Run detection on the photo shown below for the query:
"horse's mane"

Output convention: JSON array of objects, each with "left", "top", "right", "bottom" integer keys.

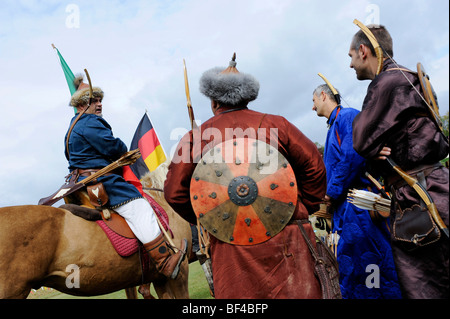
[{"left": 140, "top": 159, "right": 170, "bottom": 190}]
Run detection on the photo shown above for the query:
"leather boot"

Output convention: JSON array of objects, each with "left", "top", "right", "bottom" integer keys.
[{"left": 144, "top": 234, "right": 187, "bottom": 279}]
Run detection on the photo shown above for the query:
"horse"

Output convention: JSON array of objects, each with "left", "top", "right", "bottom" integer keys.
[{"left": 0, "top": 162, "right": 192, "bottom": 299}]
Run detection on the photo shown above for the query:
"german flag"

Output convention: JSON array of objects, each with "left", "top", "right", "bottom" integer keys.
[{"left": 123, "top": 113, "right": 166, "bottom": 190}]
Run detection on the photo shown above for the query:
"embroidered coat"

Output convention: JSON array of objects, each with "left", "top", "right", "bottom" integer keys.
[
  {"left": 164, "top": 107, "right": 326, "bottom": 298},
  {"left": 65, "top": 113, "right": 142, "bottom": 208},
  {"left": 325, "top": 106, "right": 401, "bottom": 299}
]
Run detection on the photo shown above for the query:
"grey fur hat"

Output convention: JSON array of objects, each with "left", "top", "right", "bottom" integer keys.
[{"left": 199, "top": 54, "right": 260, "bottom": 106}]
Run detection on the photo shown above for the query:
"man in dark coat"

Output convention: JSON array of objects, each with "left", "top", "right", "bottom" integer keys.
[
  {"left": 65, "top": 75, "right": 186, "bottom": 279},
  {"left": 349, "top": 24, "right": 449, "bottom": 299},
  {"left": 164, "top": 56, "right": 327, "bottom": 298}
]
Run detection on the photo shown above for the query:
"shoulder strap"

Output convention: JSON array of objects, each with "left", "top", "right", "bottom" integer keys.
[
  {"left": 67, "top": 69, "right": 95, "bottom": 160},
  {"left": 296, "top": 220, "right": 319, "bottom": 260},
  {"left": 256, "top": 113, "right": 267, "bottom": 141},
  {"left": 65, "top": 107, "right": 90, "bottom": 160},
  {"left": 258, "top": 113, "right": 267, "bottom": 129}
]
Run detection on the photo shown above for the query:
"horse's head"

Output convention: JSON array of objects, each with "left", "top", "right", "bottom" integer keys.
[{"left": 141, "top": 159, "right": 170, "bottom": 193}]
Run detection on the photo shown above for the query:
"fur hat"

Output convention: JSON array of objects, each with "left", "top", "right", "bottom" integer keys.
[
  {"left": 70, "top": 74, "right": 104, "bottom": 107},
  {"left": 199, "top": 53, "right": 259, "bottom": 106}
]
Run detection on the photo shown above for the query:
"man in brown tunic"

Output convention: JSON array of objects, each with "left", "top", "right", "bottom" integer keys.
[
  {"left": 164, "top": 56, "right": 326, "bottom": 298},
  {"left": 349, "top": 24, "right": 449, "bottom": 299}
]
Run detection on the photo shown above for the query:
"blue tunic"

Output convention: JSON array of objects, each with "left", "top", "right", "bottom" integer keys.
[
  {"left": 324, "top": 106, "right": 401, "bottom": 299},
  {"left": 65, "top": 113, "right": 142, "bottom": 208}
]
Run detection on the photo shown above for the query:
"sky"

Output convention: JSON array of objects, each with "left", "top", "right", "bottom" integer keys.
[{"left": 0, "top": 0, "right": 448, "bottom": 207}]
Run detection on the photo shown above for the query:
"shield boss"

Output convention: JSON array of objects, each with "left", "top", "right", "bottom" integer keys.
[{"left": 190, "top": 138, "right": 297, "bottom": 245}]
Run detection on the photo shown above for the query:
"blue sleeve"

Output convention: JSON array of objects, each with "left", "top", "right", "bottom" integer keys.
[
  {"left": 83, "top": 117, "right": 128, "bottom": 160},
  {"left": 327, "top": 112, "right": 366, "bottom": 199}
]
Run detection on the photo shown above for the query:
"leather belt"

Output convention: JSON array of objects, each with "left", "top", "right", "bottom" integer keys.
[
  {"left": 68, "top": 168, "right": 120, "bottom": 183},
  {"left": 386, "top": 162, "right": 443, "bottom": 189},
  {"left": 288, "top": 218, "right": 310, "bottom": 225}
]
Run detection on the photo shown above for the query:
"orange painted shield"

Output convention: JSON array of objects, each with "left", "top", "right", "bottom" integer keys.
[{"left": 190, "top": 138, "right": 297, "bottom": 245}]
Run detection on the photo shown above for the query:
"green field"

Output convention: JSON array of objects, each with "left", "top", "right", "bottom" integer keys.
[{"left": 28, "top": 261, "right": 213, "bottom": 299}]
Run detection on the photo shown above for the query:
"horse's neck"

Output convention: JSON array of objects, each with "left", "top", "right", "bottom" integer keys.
[
  {"left": 147, "top": 190, "right": 174, "bottom": 217},
  {"left": 148, "top": 191, "right": 164, "bottom": 202}
]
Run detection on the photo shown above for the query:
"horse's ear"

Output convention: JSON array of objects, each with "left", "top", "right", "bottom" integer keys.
[{"left": 140, "top": 172, "right": 152, "bottom": 188}]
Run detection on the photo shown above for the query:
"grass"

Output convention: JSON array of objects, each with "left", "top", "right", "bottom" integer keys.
[{"left": 27, "top": 261, "right": 213, "bottom": 299}]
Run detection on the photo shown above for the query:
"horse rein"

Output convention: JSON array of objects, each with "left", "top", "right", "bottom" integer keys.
[{"left": 143, "top": 187, "right": 164, "bottom": 192}]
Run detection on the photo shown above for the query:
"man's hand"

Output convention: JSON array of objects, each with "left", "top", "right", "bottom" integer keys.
[
  {"left": 323, "top": 194, "right": 333, "bottom": 207},
  {"left": 375, "top": 146, "right": 391, "bottom": 160}
]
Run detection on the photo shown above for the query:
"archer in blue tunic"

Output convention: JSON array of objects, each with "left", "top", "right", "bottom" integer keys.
[
  {"left": 63, "top": 75, "right": 187, "bottom": 279},
  {"left": 312, "top": 83, "right": 401, "bottom": 299},
  {"left": 65, "top": 112, "right": 143, "bottom": 208}
]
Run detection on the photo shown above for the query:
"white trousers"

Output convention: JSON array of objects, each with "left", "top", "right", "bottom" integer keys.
[{"left": 114, "top": 198, "right": 161, "bottom": 244}]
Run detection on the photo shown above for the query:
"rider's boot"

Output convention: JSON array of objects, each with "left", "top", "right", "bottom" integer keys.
[{"left": 143, "top": 234, "right": 187, "bottom": 279}]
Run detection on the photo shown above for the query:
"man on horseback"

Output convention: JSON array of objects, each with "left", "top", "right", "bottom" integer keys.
[{"left": 65, "top": 75, "right": 187, "bottom": 279}]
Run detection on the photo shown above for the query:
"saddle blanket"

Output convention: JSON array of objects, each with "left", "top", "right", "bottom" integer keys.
[
  {"left": 94, "top": 193, "right": 171, "bottom": 257},
  {"left": 96, "top": 220, "right": 139, "bottom": 257}
]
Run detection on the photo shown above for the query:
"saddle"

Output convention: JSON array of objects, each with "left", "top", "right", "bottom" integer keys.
[
  {"left": 61, "top": 190, "right": 140, "bottom": 257},
  {"left": 62, "top": 203, "right": 140, "bottom": 257},
  {"left": 64, "top": 189, "right": 136, "bottom": 239},
  {"left": 62, "top": 188, "right": 172, "bottom": 258}
]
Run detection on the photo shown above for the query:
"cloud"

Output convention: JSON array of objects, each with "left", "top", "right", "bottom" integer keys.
[{"left": 0, "top": 0, "right": 448, "bottom": 207}]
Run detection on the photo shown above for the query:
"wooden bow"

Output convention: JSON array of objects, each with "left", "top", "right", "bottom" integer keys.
[
  {"left": 353, "top": 19, "right": 384, "bottom": 75},
  {"left": 318, "top": 73, "right": 341, "bottom": 105},
  {"left": 353, "top": 19, "right": 444, "bottom": 133},
  {"left": 183, "top": 59, "right": 211, "bottom": 258},
  {"left": 78, "top": 149, "right": 141, "bottom": 185},
  {"left": 84, "top": 68, "right": 94, "bottom": 107},
  {"left": 417, "top": 62, "right": 444, "bottom": 132},
  {"left": 386, "top": 157, "right": 449, "bottom": 238},
  {"left": 183, "top": 59, "right": 197, "bottom": 130},
  {"left": 65, "top": 68, "right": 94, "bottom": 160}
]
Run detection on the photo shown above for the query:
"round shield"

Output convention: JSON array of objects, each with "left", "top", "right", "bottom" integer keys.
[{"left": 190, "top": 138, "right": 297, "bottom": 245}]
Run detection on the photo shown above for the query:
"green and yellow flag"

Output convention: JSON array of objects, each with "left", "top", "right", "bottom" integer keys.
[{"left": 52, "top": 44, "right": 77, "bottom": 112}]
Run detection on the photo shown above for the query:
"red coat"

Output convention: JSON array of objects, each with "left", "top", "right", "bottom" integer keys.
[{"left": 164, "top": 107, "right": 326, "bottom": 298}]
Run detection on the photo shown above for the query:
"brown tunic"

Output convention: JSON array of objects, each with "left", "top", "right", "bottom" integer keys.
[
  {"left": 164, "top": 107, "right": 326, "bottom": 298},
  {"left": 353, "top": 60, "right": 449, "bottom": 299}
]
